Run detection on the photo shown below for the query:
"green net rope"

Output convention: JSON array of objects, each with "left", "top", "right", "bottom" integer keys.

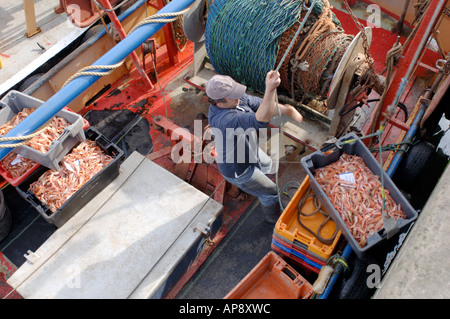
[{"left": 205, "top": 0, "right": 342, "bottom": 93}]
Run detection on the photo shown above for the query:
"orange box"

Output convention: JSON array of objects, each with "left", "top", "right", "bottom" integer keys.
[
  {"left": 224, "top": 251, "right": 313, "bottom": 299},
  {"left": 275, "top": 176, "right": 341, "bottom": 260}
]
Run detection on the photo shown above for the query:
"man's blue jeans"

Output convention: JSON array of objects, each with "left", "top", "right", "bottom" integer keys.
[{"left": 222, "top": 149, "right": 278, "bottom": 207}]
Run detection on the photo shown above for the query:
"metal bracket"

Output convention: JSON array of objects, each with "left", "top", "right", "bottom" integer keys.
[
  {"left": 194, "top": 222, "right": 210, "bottom": 236},
  {"left": 194, "top": 222, "right": 214, "bottom": 246},
  {"left": 24, "top": 250, "right": 40, "bottom": 264}
]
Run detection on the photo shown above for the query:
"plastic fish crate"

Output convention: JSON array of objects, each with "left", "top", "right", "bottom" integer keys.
[
  {"left": 271, "top": 244, "right": 319, "bottom": 275},
  {"left": 0, "top": 108, "right": 89, "bottom": 187},
  {"left": 273, "top": 231, "right": 329, "bottom": 264},
  {"left": 274, "top": 175, "right": 341, "bottom": 261},
  {"left": 224, "top": 251, "right": 313, "bottom": 299},
  {"left": 273, "top": 233, "right": 328, "bottom": 267},
  {"left": 271, "top": 236, "right": 323, "bottom": 274},
  {"left": 16, "top": 127, "right": 125, "bottom": 228},
  {"left": 300, "top": 132, "right": 418, "bottom": 258},
  {"left": 0, "top": 90, "right": 88, "bottom": 172},
  {"left": 0, "top": 158, "right": 40, "bottom": 187}
]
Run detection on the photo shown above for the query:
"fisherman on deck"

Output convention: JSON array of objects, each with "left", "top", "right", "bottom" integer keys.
[{"left": 206, "top": 70, "right": 303, "bottom": 224}]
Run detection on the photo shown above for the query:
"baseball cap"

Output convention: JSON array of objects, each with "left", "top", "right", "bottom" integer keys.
[{"left": 206, "top": 75, "right": 247, "bottom": 100}]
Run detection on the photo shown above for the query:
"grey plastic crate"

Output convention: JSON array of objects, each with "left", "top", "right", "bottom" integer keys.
[
  {"left": 300, "top": 132, "right": 418, "bottom": 257},
  {"left": 0, "top": 90, "right": 86, "bottom": 171}
]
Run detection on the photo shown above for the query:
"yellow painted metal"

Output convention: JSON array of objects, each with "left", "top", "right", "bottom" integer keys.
[{"left": 23, "top": 0, "right": 41, "bottom": 38}]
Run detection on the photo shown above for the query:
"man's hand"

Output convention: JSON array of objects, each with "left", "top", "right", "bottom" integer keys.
[{"left": 265, "top": 70, "right": 281, "bottom": 92}]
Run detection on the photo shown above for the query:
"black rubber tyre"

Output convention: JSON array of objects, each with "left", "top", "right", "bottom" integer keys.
[
  {"left": 0, "top": 190, "right": 12, "bottom": 243},
  {"left": 393, "top": 141, "right": 435, "bottom": 192},
  {"left": 333, "top": 254, "right": 374, "bottom": 299}
]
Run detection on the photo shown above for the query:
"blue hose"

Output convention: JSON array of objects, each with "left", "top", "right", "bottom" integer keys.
[{"left": 0, "top": 0, "right": 196, "bottom": 160}]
